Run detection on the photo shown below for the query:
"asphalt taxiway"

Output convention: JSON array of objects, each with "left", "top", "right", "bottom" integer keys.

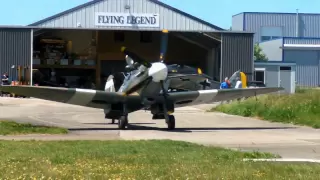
[{"left": 0, "top": 97, "right": 319, "bottom": 159}]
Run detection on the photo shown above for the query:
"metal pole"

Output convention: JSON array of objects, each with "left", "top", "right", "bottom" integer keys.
[
  {"left": 296, "top": 9, "right": 299, "bottom": 37},
  {"left": 30, "top": 28, "right": 34, "bottom": 86}
]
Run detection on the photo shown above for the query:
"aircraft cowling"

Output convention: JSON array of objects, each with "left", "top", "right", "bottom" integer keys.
[{"left": 148, "top": 62, "right": 168, "bottom": 82}]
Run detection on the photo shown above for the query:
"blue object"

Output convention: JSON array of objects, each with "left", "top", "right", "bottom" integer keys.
[{"left": 220, "top": 82, "right": 229, "bottom": 89}]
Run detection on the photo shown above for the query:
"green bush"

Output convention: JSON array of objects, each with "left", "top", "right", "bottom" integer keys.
[{"left": 212, "top": 89, "right": 320, "bottom": 128}]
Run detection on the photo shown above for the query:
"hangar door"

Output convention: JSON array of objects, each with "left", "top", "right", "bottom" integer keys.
[
  {"left": 283, "top": 50, "right": 319, "bottom": 87},
  {"left": 221, "top": 33, "right": 254, "bottom": 82},
  {"left": 0, "top": 28, "right": 32, "bottom": 84}
]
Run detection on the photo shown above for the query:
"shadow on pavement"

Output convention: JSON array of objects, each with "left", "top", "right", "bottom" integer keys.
[
  {"left": 83, "top": 123, "right": 156, "bottom": 125},
  {"left": 68, "top": 125, "right": 297, "bottom": 133}
]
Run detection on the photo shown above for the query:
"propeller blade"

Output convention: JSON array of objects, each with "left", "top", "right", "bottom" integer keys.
[
  {"left": 160, "top": 29, "right": 169, "bottom": 62},
  {"left": 121, "top": 46, "right": 152, "bottom": 68}
]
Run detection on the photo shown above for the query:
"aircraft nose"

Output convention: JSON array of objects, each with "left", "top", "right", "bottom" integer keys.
[{"left": 148, "top": 62, "right": 168, "bottom": 82}]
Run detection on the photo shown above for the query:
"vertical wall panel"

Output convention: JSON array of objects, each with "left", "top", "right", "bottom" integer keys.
[
  {"left": 221, "top": 33, "right": 254, "bottom": 81},
  {"left": 283, "top": 50, "right": 319, "bottom": 87},
  {"left": 243, "top": 13, "right": 320, "bottom": 43},
  {"left": 0, "top": 28, "right": 32, "bottom": 82},
  {"left": 259, "top": 38, "right": 283, "bottom": 61},
  {"left": 231, "top": 13, "right": 244, "bottom": 31}
]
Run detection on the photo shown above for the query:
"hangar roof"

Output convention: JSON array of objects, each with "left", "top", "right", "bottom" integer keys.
[{"left": 28, "top": 0, "right": 224, "bottom": 31}]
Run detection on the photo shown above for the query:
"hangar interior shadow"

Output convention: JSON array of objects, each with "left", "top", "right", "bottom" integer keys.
[{"left": 32, "top": 28, "right": 222, "bottom": 89}]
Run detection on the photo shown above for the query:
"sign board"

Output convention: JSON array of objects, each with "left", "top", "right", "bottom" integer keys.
[{"left": 95, "top": 12, "right": 160, "bottom": 28}]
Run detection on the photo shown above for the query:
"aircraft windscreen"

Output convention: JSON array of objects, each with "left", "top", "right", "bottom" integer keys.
[
  {"left": 228, "top": 70, "right": 241, "bottom": 88},
  {"left": 167, "top": 64, "right": 197, "bottom": 74}
]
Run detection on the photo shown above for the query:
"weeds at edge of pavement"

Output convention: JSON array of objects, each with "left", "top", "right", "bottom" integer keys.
[
  {"left": 0, "top": 120, "right": 68, "bottom": 135},
  {"left": 210, "top": 88, "right": 320, "bottom": 128},
  {"left": 0, "top": 140, "right": 319, "bottom": 180}
]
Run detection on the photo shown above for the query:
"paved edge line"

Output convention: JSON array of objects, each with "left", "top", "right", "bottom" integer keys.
[{"left": 243, "top": 158, "right": 320, "bottom": 163}]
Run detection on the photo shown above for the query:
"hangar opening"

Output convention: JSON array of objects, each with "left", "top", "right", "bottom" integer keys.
[{"left": 32, "top": 28, "right": 222, "bottom": 90}]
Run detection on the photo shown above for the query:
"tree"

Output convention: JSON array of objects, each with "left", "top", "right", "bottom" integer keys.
[{"left": 254, "top": 44, "right": 268, "bottom": 61}]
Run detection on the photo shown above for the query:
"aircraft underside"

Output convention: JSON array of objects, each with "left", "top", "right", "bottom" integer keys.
[
  {"left": 104, "top": 98, "right": 177, "bottom": 129},
  {"left": 104, "top": 75, "right": 178, "bottom": 130}
]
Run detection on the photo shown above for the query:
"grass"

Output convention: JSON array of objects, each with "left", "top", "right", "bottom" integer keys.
[
  {"left": 211, "top": 88, "right": 320, "bottom": 128},
  {"left": 0, "top": 120, "right": 68, "bottom": 135},
  {"left": 0, "top": 140, "right": 319, "bottom": 179}
]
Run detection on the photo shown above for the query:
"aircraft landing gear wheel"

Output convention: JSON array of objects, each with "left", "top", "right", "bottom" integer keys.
[
  {"left": 118, "top": 116, "right": 128, "bottom": 130},
  {"left": 166, "top": 115, "right": 175, "bottom": 130}
]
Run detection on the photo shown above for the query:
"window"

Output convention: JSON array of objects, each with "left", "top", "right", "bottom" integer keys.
[
  {"left": 261, "top": 36, "right": 271, "bottom": 41},
  {"left": 280, "top": 66, "right": 291, "bottom": 71},
  {"left": 254, "top": 68, "right": 265, "bottom": 83},
  {"left": 260, "top": 26, "right": 283, "bottom": 42},
  {"left": 140, "top": 31, "right": 152, "bottom": 43},
  {"left": 261, "top": 36, "right": 281, "bottom": 41},
  {"left": 255, "top": 71, "right": 265, "bottom": 83},
  {"left": 114, "top": 32, "right": 125, "bottom": 42}
]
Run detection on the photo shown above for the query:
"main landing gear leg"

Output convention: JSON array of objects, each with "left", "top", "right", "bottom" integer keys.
[
  {"left": 165, "top": 113, "right": 175, "bottom": 130},
  {"left": 118, "top": 104, "right": 128, "bottom": 130},
  {"left": 160, "top": 80, "right": 175, "bottom": 130}
]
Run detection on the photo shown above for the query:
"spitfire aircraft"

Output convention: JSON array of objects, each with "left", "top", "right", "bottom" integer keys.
[{"left": 0, "top": 30, "right": 283, "bottom": 130}]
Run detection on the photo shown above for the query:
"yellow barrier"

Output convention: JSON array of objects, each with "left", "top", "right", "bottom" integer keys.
[{"left": 240, "top": 72, "right": 247, "bottom": 88}]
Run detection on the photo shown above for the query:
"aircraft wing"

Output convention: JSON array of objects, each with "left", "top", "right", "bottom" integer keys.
[
  {"left": 165, "top": 87, "right": 284, "bottom": 107},
  {"left": 0, "top": 85, "right": 283, "bottom": 110},
  {"left": 0, "top": 85, "right": 137, "bottom": 109}
]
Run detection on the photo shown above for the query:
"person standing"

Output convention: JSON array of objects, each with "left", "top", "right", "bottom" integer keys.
[
  {"left": 235, "top": 77, "right": 242, "bottom": 89},
  {"left": 1, "top": 72, "right": 9, "bottom": 85},
  {"left": 220, "top": 77, "right": 229, "bottom": 89},
  {"left": 1, "top": 72, "right": 10, "bottom": 97}
]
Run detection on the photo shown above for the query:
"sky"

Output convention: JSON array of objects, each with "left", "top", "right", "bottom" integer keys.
[{"left": 0, "top": 0, "right": 319, "bottom": 29}]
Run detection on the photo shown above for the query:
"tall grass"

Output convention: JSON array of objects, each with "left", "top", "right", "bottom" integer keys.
[{"left": 212, "top": 88, "right": 320, "bottom": 128}]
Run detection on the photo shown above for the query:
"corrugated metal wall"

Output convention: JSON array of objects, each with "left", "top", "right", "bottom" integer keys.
[
  {"left": 283, "top": 37, "right": 320, "bottom": 44},
  {"left": 0, "top": 28, "right": 32, "bottom": 82},
  {"left": 220, "top": 33, "right": 254, "bottom": 81},
  {"left": 34, "top": 0, "right": 216, "bottom": 31},
  {"left": 283, "top": 50, "right": 319, "bottom": 87},
  {"left": 241, "top": 13, "right": 320, "bottom": 43},
  {"left": 244, "top": 13, "right": 297, "bottom": 43}
]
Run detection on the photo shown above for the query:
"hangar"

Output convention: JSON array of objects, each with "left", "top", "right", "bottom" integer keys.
[{"left": 0, "top": 0, "right": 255, "bottom": 90}]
